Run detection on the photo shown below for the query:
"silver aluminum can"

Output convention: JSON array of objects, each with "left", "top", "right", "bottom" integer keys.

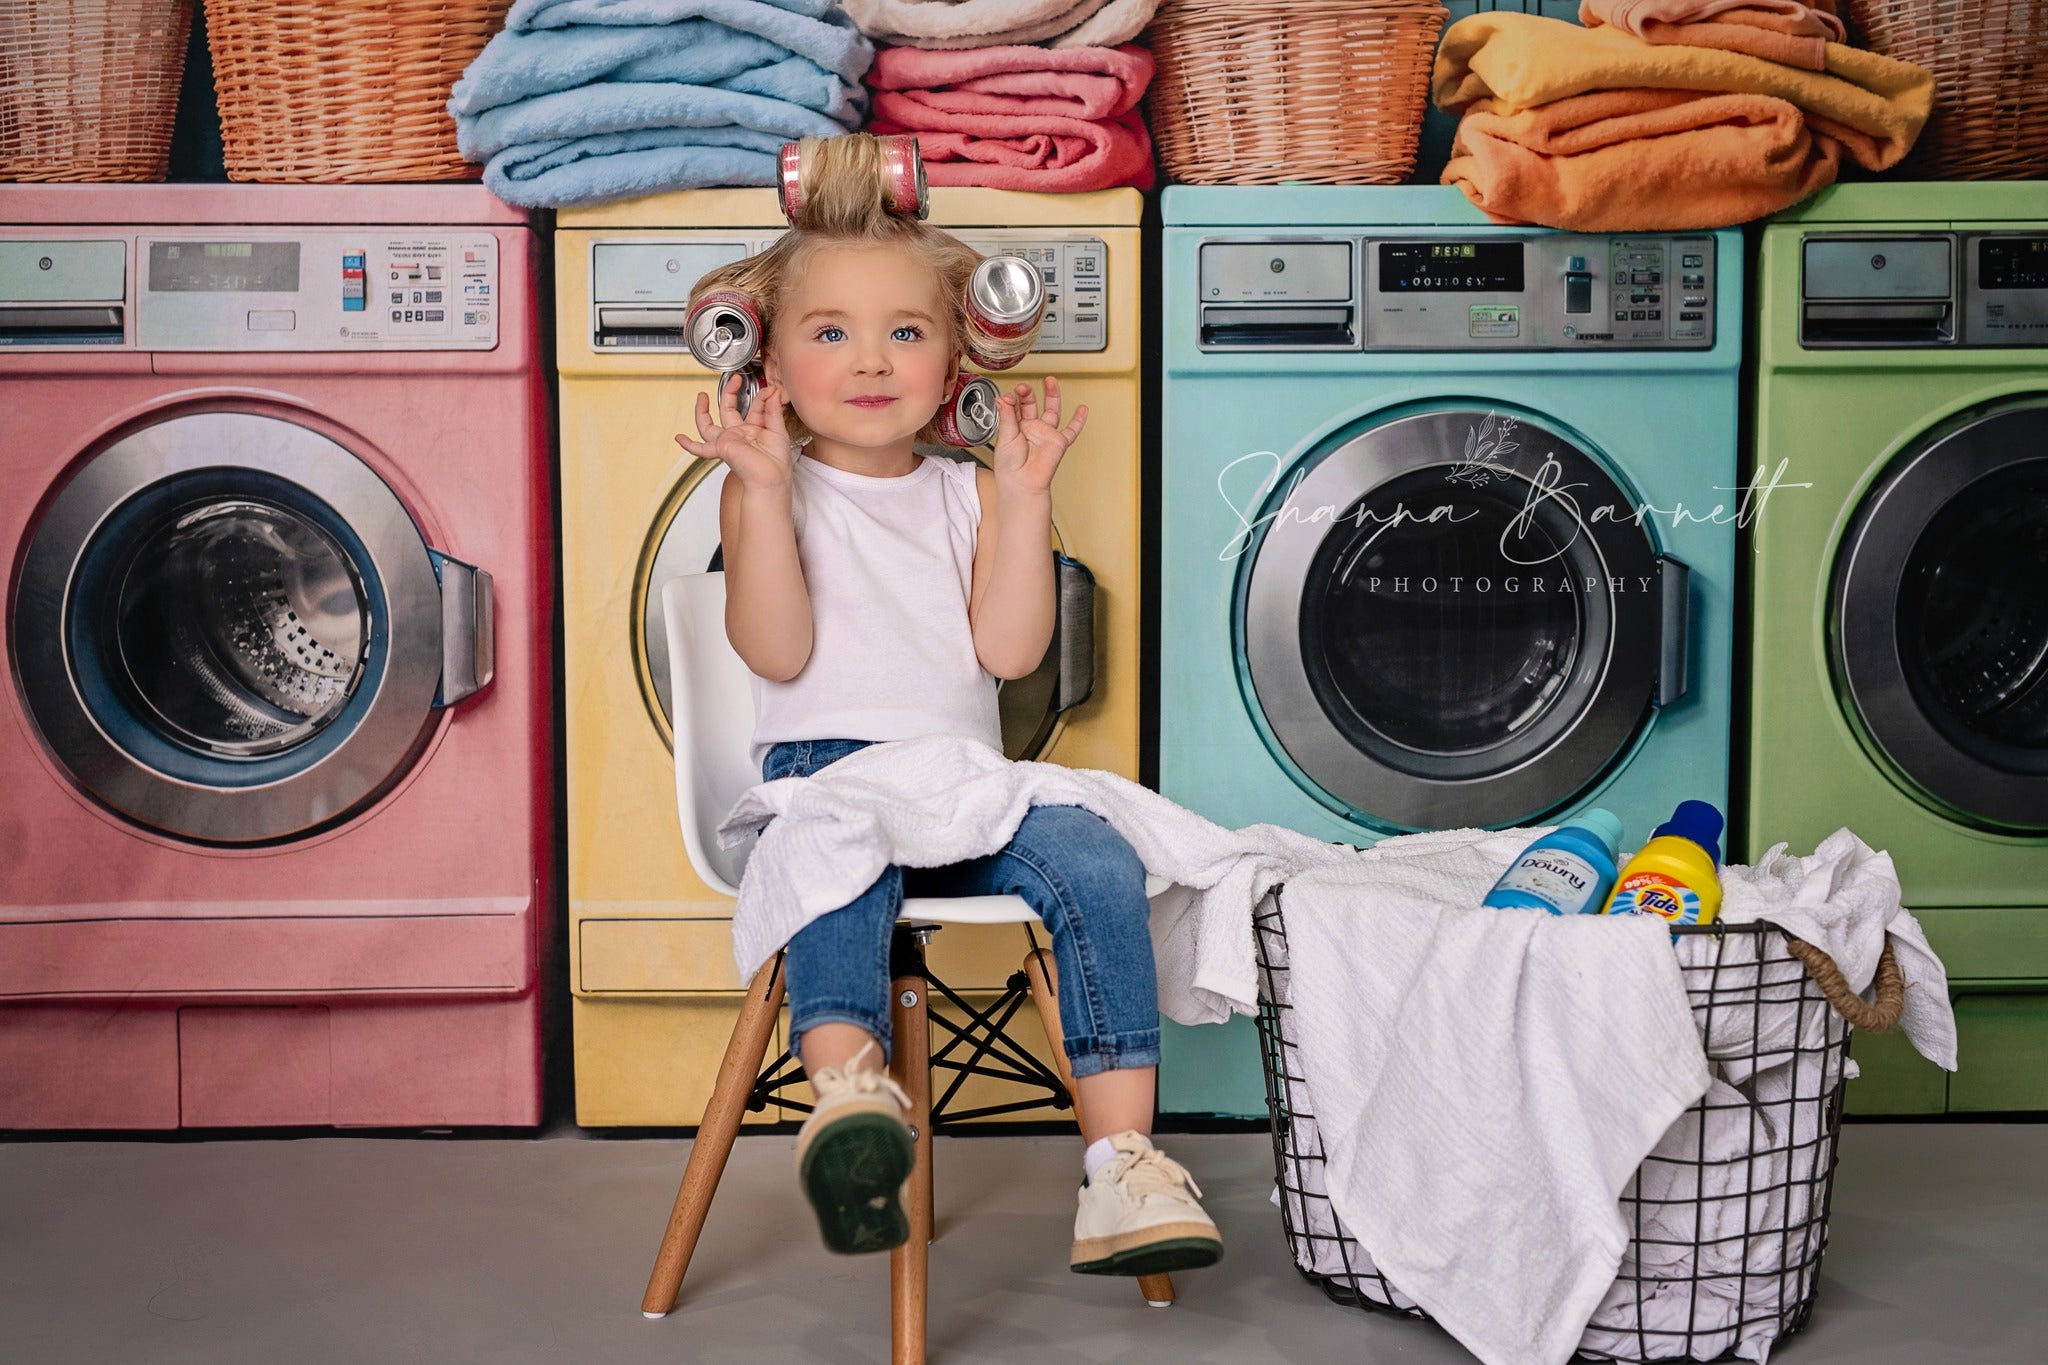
[
  {"left": 967, "top": 254, "right": 1045, "bottom": 338},
  {"left": 686, "top": 289, "right": 761, "bottom": 371},
  {"left": 934, "top": 374, "right": 1000, "bottom": 448}
]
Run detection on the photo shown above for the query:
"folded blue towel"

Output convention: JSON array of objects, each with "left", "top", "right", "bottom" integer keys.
[
  {"left": 463, "top": 78, "right": 853, "bottom": 165},
  {"left": 485, "top": 127, "right": 789, "bottom": 206},
  {"left": 502, "top": 0, "right": 870, "bottom": 77},
  {"left": 450, "top": 0, "right": 872, "bottom": 208}
]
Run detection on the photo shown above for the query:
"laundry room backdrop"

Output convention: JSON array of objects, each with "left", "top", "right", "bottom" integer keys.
[{"left": 2, "top": 0, "right": 2042, "bottom": 1147}]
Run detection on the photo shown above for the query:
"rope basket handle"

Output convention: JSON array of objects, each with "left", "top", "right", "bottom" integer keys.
[{"left": 1784, "top": 937, "right": 1906, "bottom": 1033}]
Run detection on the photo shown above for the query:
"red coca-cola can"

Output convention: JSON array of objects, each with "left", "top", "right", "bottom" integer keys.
[
  {"left": 778, "top": 136, "right": 929, "bottom": 225},
  {"left": 967, "top": 255, "right": 1044, "bottom": 340},
  {"left": 878, "top": 134, "right": 929, "bottom": 220},
  {"left": 686, "top": 289, "right": 762, "bottom": 371},
  {"left": 777, "top": 141, "right": 806, "bottom": 225},
  {"left": 934, "top": 373, "right": 1000, "bottom": 448}
]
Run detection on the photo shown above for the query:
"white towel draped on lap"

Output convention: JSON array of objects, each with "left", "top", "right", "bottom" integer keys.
[{"left": 716, "top": 734, "right": 1348, "bottom": 1018}]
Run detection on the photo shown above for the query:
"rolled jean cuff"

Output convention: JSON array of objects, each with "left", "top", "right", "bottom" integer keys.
[
  {"left": 1065, "top": 1030, "right": 1162, "bottom": 1080},
  {"left": 788, "top": 1006, "right": 892, "bottom": 1062}
]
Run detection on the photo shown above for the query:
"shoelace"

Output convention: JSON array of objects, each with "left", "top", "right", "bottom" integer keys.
[
  {"left": 810, "top": 1039, "right": 912, "bottom": 1110},
  {"left": 1111, "top": 1145, "right": 1204, "bottom": 1201}
]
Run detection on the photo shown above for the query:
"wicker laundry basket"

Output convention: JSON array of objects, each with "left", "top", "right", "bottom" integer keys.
[
  {"left": 1845, "top": 0, "right": 2048, "bottom": 179},
  {"left": 1141, "top": 0, "right": 1448, "bottom": 185},
  {"left": 204, "top": 0, "right": 511, "bottom": 182},
  {"left": 0, "top": 0, "right": 193, "bottom": 182},
  {"left": 1254, "top": 891, "right": 1906, "bottom": 1364}
]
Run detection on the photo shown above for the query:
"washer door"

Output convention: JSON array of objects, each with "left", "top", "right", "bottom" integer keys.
[
  {"left": 13, "top": 411, "right": 490, "bottom": 845},
  {"left": 637, "top": 452, "right": 1092, "bottom": 760},
  {"left": 1240, "top": 406, "right": 1687, "bottom": 831},
  {"left": 1832, "top": 399, "right": 2048, "bottom": 833}
]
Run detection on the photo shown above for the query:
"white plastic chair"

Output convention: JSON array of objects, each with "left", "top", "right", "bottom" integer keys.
[{"left": 642, "top": 574, "right": 1176, "bottom": 1359}]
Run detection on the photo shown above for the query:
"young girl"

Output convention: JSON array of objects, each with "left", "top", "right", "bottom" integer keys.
[{"left": 672, "top": 133, "right": 1221, "bottom": 1278}]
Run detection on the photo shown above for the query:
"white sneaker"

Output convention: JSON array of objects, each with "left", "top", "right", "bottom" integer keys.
[
  {"left": 1070, "top": 1132, "right": 1224, "bottom": 1276},
  {"left": 795, "top": 1061, "right": 916, "bottom": 1256}
]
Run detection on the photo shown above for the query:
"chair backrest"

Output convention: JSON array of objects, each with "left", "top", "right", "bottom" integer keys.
[{"left": 662, "top": 573, "right": 758, "bottom": 897}]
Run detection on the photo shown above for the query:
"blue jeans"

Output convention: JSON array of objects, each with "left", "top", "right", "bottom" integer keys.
[{"left": 763, "top": 739, "right": 1161, "bottom": 1079}]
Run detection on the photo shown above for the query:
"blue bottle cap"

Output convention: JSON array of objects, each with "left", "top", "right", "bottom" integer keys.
[
  {"left": 1569, "top": 807, "right": 1624, "bottom": 860},
  {"left": 1653, "top": 800, "right": 1724, "bottom": 866}
]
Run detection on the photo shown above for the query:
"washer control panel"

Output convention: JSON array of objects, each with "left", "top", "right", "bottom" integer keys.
[
  {"left": 1968, "top": 234, "right": 2048, "bottom": 344},
  {"left": 1196, "top": 232, "right": 1718, "bottom": 350},
  {"left": 590, "top": 233, "right": 1109, "bottom": 353},
  {"left": 136, "top": 231, "right": 499, "bottom": 349}
]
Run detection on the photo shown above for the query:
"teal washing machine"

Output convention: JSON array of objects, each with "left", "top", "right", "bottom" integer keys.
[{"left": 1158, "top": 187, "right": 1743, "bottom": 1116}]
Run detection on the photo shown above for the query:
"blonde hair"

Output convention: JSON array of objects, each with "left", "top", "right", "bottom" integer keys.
[{"left": 688, "top": 133, "right": 1043, "bottom": 445}]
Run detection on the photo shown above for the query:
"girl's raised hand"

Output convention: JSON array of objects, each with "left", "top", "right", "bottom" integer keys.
[
  {"left": 674, "top": 372, "right": 796, "bottom": 491},
  {"left": 991, "top": 375, "right": 1087, "bottom": 496}
]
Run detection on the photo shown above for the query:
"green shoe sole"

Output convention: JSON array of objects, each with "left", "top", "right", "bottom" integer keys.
[
  {"left": 1070, "top": 1236, "right": 1224, "bottom": 1278},
  {"left": 798, "top": 1112, "right": 915, "bottom": 1256}
]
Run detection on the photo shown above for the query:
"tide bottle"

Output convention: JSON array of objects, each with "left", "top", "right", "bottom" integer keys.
[
  {"left": 1481, "top": 809, "right": 1624, "bottom": 916},
  {"left": 1602, "top": 800, "right": 1724, "bottom": 927}
]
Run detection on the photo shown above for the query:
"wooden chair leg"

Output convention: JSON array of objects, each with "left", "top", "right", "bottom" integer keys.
[
  {"left": 641, "top": 953, "right": 785, "bottom": 1318},
  {"left": 889, "top": 965, "right": 932, "bottom": 1365},
  {"left": 1022, "top": 944, "right": 1178, "bottom": 1309}
]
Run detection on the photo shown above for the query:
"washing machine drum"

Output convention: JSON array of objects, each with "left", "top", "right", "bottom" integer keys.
[
  {"left": 1833, "top": 400, "right": 2048, "bottom": 833},
  {"left": 13, "top": 411, "right": 491, "bottom": 845},
  {"left": 639, "top": 454, "right": 1089, "bottom": 761},
  {"left": 1240, "top": 407, "right": 1687, "bottom": 831}
]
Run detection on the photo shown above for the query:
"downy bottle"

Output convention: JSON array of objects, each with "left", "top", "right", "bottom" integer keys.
[{"left": 1481, "top": 809, "right": 1624, "bottom": 916}]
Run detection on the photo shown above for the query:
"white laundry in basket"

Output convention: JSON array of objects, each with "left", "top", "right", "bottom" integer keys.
[{"left": 1264, "top": 826, "right": 1957, "bottom": 1365}]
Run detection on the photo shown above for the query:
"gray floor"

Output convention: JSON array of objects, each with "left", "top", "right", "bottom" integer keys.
[{"left": 2, "top": 1123, "right": 2041, "bottom": 1364}]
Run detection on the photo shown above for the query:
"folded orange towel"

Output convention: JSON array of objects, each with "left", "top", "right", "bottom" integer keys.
[
  {"left": 1582, "top": 0, "right": 1843, "bottom": 42},
  {"left": 1581, "top": 0, "right": 1844, "bottom": 70},
  {"left": 1434, "top": 12, "right": 1931, "bottom": 169},
  {"left": 1445, "top": 87, "right": 1844, "bottom": 229}
]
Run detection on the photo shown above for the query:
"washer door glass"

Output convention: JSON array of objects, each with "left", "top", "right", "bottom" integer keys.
[
  {"left": 14, "top": 411, "right": 448, "bottom": 844},
  {"left": 107, "top": 496, "right": 368, "bottom": 757},
  {"left": 1241, "top": 407, "right": 1670, "bottom": 831},
  {"left": 1834, "top": 400, "right": 2048, "bottom": 832},
  {"left": 1302, "top": 464, "right": 1586, "bottom": 758},
  {"left": 638, "top": 452, "right": 1077, "bottom": 761}
]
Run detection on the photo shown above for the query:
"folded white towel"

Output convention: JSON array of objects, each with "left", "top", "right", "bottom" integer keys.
[
  {"left": 716, "top": 734, "right": 1348, "bottom": 1018},
  {"left": 1278, "top": 832, "right": 1713, "bottom": 1365},
  {"left": 838, "top": 0, "right": 1159, "bottom": 49}
]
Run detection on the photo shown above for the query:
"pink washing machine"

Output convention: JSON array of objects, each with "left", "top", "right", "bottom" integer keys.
[{"left": 0, "top": 186, "right": 552, "bottom": 1129}]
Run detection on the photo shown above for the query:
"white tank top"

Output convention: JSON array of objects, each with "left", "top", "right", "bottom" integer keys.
[{"left": 749, "top": 452, "right": 1002, "bottom": 766}]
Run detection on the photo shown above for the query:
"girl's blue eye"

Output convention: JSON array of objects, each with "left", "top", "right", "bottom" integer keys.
[
  {"left": 816, "top": 326, "right": 845, "bottom": 343},
  {"left": 892, "top": 325, "right": 923, "bottom": 342}
]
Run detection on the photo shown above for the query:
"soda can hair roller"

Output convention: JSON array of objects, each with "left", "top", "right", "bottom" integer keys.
[
  {"left": 934, "top": 373, "right": 1001, "bottom": 448},
  {"left": 778, "top": 135, "right": 929, "bottom": 226},
  {"left": 685, "top": 289, "right": 762, "bottom": 372},
  {"left": 964, "top": 254, "right": 1044, "bottom": 371}
]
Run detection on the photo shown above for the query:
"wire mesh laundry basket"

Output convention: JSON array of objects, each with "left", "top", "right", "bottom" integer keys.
[
  {"left": 203, "top": 0, "right": 510, "bottom": 181},
  {"left": 1253, "top": 889, "right": 1905, "bottom": 1364},
  {"left": 0, "top": 0, "right": 193, "bottom": 182},
  {"left": 1140, "top": 0, "right": 1449, "bottom": 185}
]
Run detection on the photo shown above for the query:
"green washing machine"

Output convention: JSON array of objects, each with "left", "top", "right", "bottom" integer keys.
[{"left": 1751, "top": 184, "right": 2048, "bottom": 1115}]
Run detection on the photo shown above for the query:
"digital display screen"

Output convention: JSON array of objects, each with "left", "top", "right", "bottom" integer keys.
[
  {"left": 149, "top": 241, "right": 301, "bottom": 293},
  {"left": 1379, "top": 241, "right": 1524, "bottom": 292},
  {"left": 1980, "top": 236, "right": 2048, "bottom": 290}
]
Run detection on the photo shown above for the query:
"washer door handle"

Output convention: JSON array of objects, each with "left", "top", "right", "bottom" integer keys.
[
  {"left": 431, "top": 551, "right": 495, "bottom": 707},
  {"left": 1654, "top": 554, "right": 1691, "bottom": 709},
  {"left": 1053, "top": 552, "right": 1096, "bottom": 714}
]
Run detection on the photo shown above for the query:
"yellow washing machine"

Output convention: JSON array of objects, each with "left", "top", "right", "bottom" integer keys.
[{"left": 557, "top": 188, "right": 1143, "bottom": 1126}]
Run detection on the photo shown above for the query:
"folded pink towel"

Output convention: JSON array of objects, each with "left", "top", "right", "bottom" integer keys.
[{"left": 867, "top": 44, "right": 1156, "bottom": 191}]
